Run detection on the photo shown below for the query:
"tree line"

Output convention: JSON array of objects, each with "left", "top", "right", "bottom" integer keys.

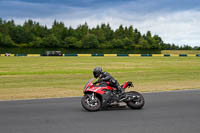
[{"left": 0, "top": 18, "right": 198, "bottom": 50}]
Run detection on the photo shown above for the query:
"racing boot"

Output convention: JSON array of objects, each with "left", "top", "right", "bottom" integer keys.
[{"left": 117, "top": 85, "right": 125, "bottom": 97}]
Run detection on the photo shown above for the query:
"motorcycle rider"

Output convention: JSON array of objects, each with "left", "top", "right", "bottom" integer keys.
[{"left": 93, "top": 67, "right": 125, "bottom": 95}]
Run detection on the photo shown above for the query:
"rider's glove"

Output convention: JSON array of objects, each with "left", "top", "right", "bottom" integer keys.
[{"left": 97, "top": 79, "right": 102, "bottom": 83}]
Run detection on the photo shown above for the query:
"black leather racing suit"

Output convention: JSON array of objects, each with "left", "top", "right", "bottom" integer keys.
[{"left": 97, "top": 72, "right": 123, "bottom": 93}]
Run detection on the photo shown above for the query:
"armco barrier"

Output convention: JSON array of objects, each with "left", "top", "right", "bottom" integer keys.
[
  {"left": 152, "top": 54, "right": 163, "bottom": 57},
  {"left": 141, "top": 54, "right": 152, "bottom": 57},
  {"left": 27, "top": 54, "right": 41, "bottom": 57},
  {"left": 164, "top": 54, "right": 170, "bottom": 57},
  {"left": 129, "top": 54, "right": 141, "bottom": 57},
  {"left": 64, "top": 54, "right": 77, "bottom": 56},
  {"left": 77, "top": 54, "right": 91, "bottom": 57},
  {"left": 196, "top": 54, "right": 200, "bottom": 57},
  {"left": 92, "top": 54, "right": 104, "bottom": 56},
  {"left": 188, "top": 54, "right": 196, "bottom": 57},
  {"left": 170, "top": 54, "right": 179, "bottom": 57},
  {"left": 1, "top": 53, "right": 200, "bottom": 57},
  {"left": 117, "top": 54, "right": 129, "bottom": 56},
  {"left": 179, "top": 54, "right": 187, "bottom": 57},
  {"left": 14, "top": 54, "right": 27, "bottom": 56},
  {"left": 104, "top": 54, "right": 117, "bottom": 57}
]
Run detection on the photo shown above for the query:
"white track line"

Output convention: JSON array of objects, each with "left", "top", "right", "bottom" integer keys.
[
  {"left": 0, "top": 88, "right": 199, "bottom": 102},
  {"left": 142, "top": 88, "right": 200, "bottom": 94}
]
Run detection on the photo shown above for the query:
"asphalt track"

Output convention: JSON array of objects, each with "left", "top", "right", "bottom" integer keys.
[{"left": 0, "top": 90, "right": 200, "bottom": 133}]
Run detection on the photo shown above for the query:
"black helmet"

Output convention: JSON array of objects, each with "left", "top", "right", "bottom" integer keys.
[{"left": 93, "top": 67, "right": 102, "bottom": 78}]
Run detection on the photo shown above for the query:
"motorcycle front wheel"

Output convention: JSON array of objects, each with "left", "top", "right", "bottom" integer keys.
[{"left": 81, "top": 94, "right": 101, "bottom": 112}]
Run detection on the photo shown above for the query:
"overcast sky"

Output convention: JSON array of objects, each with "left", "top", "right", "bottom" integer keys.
[{"left": 0, "top": 0, "right": 200, "bottom": 46}]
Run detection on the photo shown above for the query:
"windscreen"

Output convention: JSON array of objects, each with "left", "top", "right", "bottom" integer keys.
[{"left": 84, "top": 78, "right": 94, "bottom": 89}]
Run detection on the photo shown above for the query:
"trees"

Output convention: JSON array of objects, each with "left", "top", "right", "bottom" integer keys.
[
  {"left": 115, "top": 25, "right": 125, "bottom": 39},
  {"left": 64, "top": 36, "right": 78, "bottom": 48},
  {"left": 42, "top": 34, "right": 60, "bottom": 48},
  {"left": 82, "top": 34, "right": 99, "bottom": 48},
  {"left": 0, "top": 18, "right": 188, "bottom": 50},
  {"left": 111, "top": 39, "right": 123, "bottom": 48},
  {"left": 0, "top": 33, "right": 15, "bottom": 47},
  {"left": 194, "top": 46, "right": 200, "bottom": 50},
  {"left": 76, "top": 23, "right": 89, "bottom": 40},
  {"left": 123, "top": 37, "right": 134, "bottom": 49},
  {"left": 138, "top": 37, "right": 150, "bottom": 49},
  {"left": 51, "top": 20, "right": 66, "bottom": 40}
]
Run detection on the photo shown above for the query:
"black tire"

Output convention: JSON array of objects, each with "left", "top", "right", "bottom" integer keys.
[
  {"left": 81, "top": 94, "right": 102, "bottom": 112},
  {"left": 126, "top": 91, "right": 145, "bottom": 109}
]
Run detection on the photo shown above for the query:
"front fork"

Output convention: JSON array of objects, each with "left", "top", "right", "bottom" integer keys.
[{"left": 91, "top": 93, "right": 95, "bottom": 100}]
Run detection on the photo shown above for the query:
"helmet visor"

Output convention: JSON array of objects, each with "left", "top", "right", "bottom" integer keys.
[{"left": 93, "top": 72, "right": 99, "bottom": 78}]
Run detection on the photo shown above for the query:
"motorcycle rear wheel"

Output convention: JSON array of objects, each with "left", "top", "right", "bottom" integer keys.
[
  {"left": 126, "top": 91, "right": 145, "bottom": 109},
  {"left": 81, "top": 94, "right": 101, "bottom": 112}
]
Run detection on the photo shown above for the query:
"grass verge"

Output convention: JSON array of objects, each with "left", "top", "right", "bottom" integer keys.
[
  {"left": 161, "top": 50, "right": 200, "bottom": 54},
  {"left": 0, "top": 56, "right": 200, "bottom": 100}
]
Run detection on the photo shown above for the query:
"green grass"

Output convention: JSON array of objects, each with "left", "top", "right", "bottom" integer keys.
[
  {"left": 161, "top": 50, "right": 200, "bottom": 54},
  {"left": 0, "top": 56, "right": 200, "bottom": 100}
]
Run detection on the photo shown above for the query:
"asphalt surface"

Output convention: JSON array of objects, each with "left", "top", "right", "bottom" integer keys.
[{"left": 0, "top": 90, "right": 200, "bottom": 133}]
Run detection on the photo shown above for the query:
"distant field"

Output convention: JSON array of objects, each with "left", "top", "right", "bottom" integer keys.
[
  {"left": 0, "top": 56, "right": 200, "bottom": 100},
  {"left": 161, "top": 50, "right": 200, "bottom": 54}
]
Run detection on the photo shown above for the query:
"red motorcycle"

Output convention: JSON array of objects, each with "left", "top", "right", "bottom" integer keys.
[{"left": 81, "top": 78, "right": 145, "bottom": 111}]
